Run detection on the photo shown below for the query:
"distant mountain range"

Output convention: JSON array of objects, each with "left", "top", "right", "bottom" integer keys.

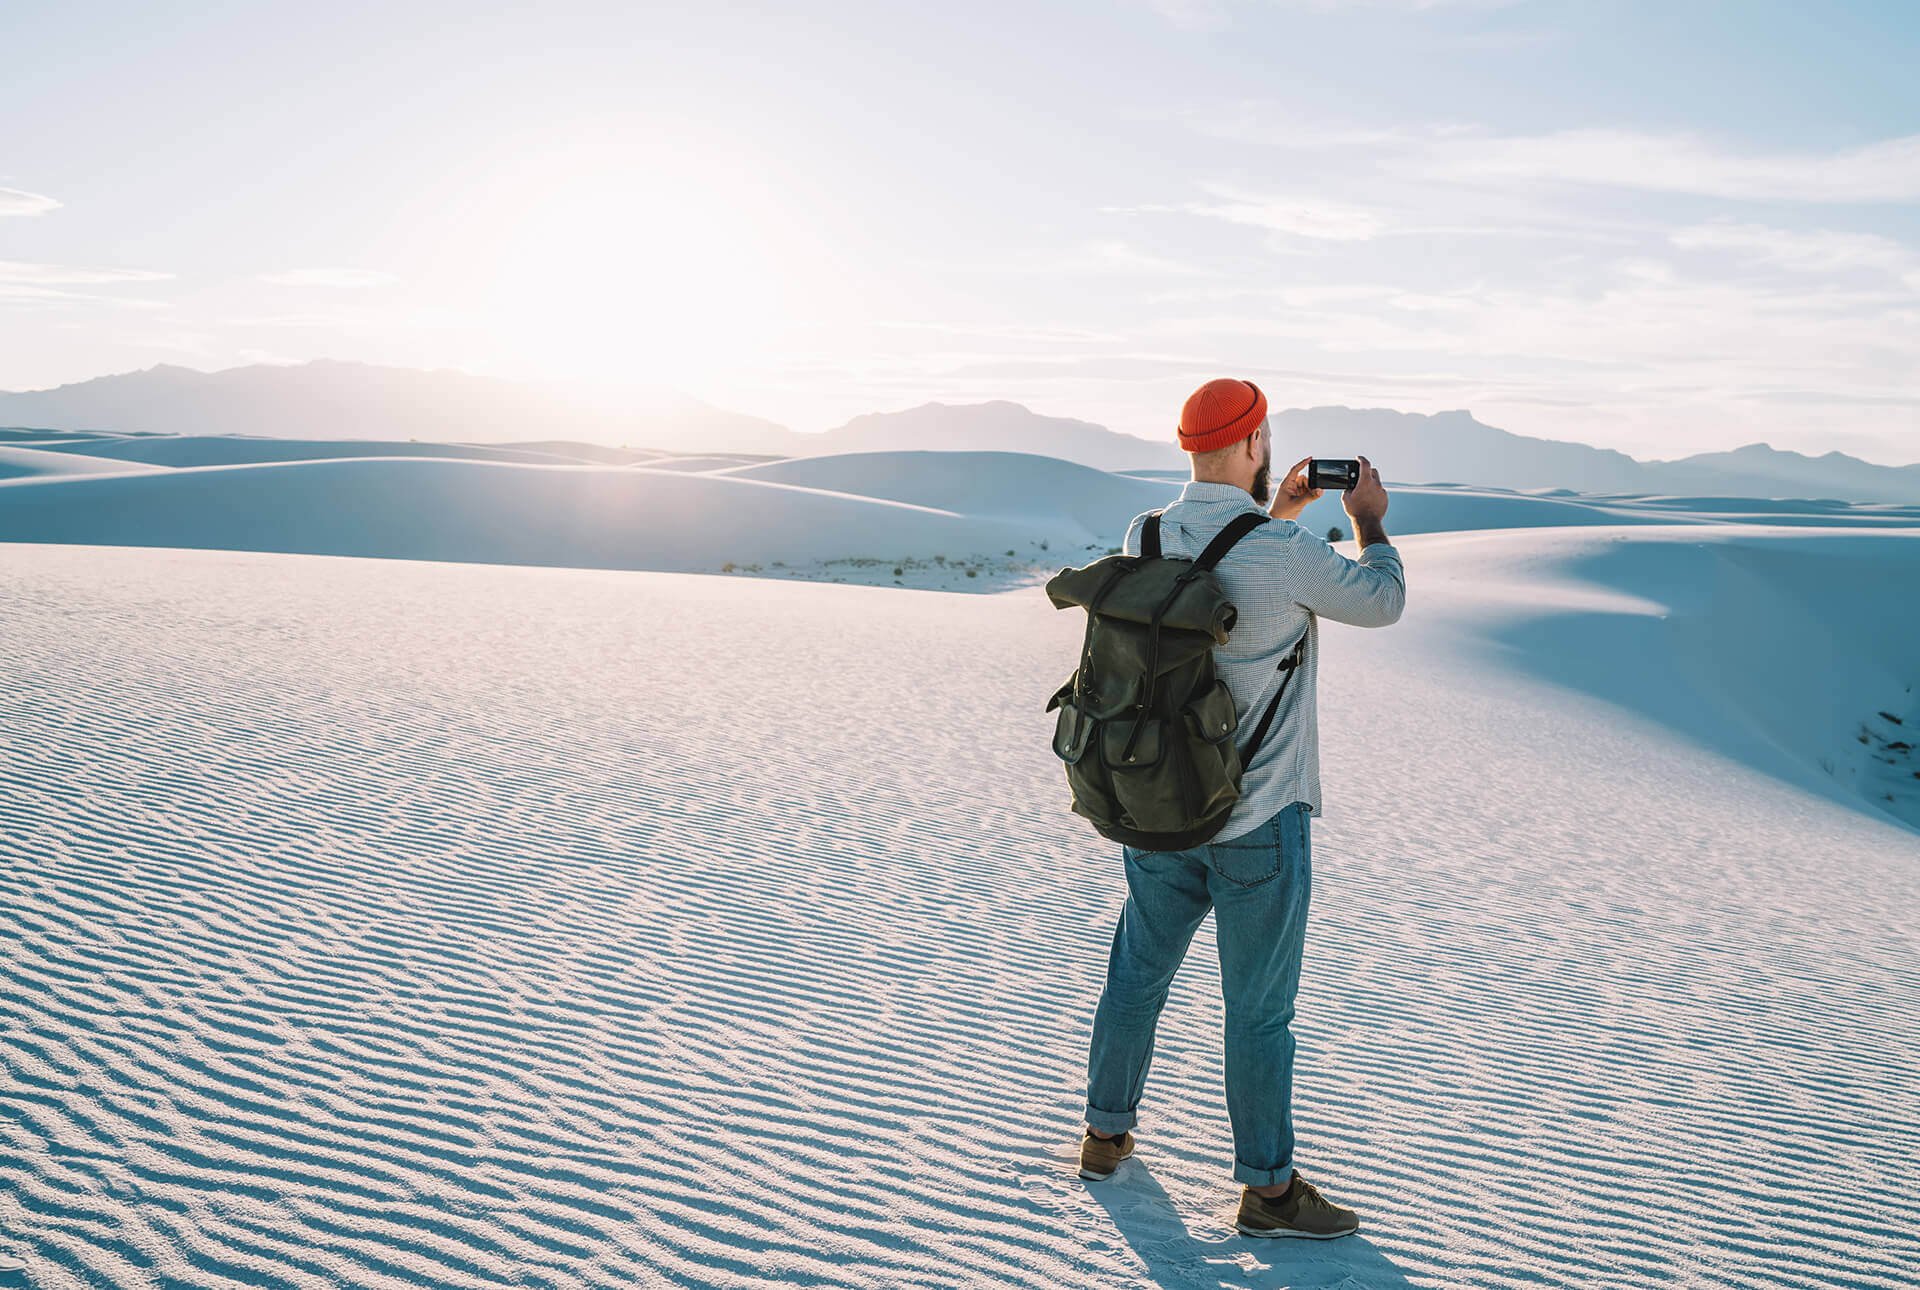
[
  {"left": 0, "top": 361, "right": 796, "bottom": 455},
  {"left": 3, "top": 361, "right": 1916, "bottom": 502},
  {"left": 1268, "top": 407, "right": 1920, "bottom": 503}
]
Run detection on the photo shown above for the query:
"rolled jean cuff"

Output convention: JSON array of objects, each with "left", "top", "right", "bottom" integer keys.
[
  {"left": 1233, "top": 1157, "right": 1294, "bottom": 1187},
  {"left": 1083, "top": 1104, "right": 1136, "bottom": 1135}
]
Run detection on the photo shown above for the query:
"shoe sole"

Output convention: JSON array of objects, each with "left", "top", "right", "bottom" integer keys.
[
  {"left": 1235, "top": 1221, "right": 1359, "bottom": 1240},
  {"left": 1077, "top": 1157, "right": 1131, "bottom": 1181}
]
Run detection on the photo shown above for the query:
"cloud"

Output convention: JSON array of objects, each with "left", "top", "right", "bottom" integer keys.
[
  {"left": 966, "top": 240, "right": 1221, "bottom": 278},
  {"left": 236, "top": 348, "right": 304, "bottom": 366},
  {"left": 1670, "top": 221, "right": 1917, "bottom": 277},
  {"left": 1189, "top": 188, "right": 1386, "bottom": 241},
  {"left": 222, "top": 311, "right": 365, "bottom": 328},
  {"left": 0, "top": 283, "right": 90, "bottom": 304},
  {"left": 0, "top": 260, "right": 173, "bottom": 285},
  {"left": 1402, "top": 129, "right": 1920, "bottom": 203},
  {"left": 1297, "top": 0, "right": 1520, "bottom": 8},
  {"left": 1108, "top": 185, "right": 1385, "bottom": 242},
  {"left": 1080, "top": 240, "right": 1218, "bottom": 273},
  {"left": 0, "top": 261, "right": 172, "bottom": 310},
  {"left": 1173, "top": 108, "right": 1920, "bottom": 204},
  {"left": 875, "top": 320, "right": 1128, "bottom": 344},
  {"left": 258, "top": 268, "right": 398, "bottom": 288},
  {"left": 1146, "top": 0, "right": 1231, "bottom": 30},
  {"left": 0, "top": 188, "right": 60, "bottom": 217},
  {"left": 1151, "top": 0, "right": 1514, "bottom": 26}
]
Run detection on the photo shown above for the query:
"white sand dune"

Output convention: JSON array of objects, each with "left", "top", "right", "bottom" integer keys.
[
  {"left": 23, "top": 435, "right": 586, "bottom": 468},
  {"left": 4, "top": 447, "right": 1917, "bottom": 596},
  {"left": 0, "top": 457, "right": 1050, "bottom": 574},
  {"left": 1284, "top": 481, "right": 1920, "bottom": 538},
  {"left": 0, "top": 528, "right": 1914, "bottom": 1288},
  {"left": 494, "top": 441, "right": 666, "bottom": 465},
  {"left": 718, "top": 450, "right": 1175, "bottom": 539},
  {"left": 640, "top": 454, "right": 784, "bottom": 473},
  {"left": 0, "top": 428, "right": 134, "bottom": 443},
  {"left": 719, "top": 451, "right": 1920, "bottom": 542},
  {"left": 0, "top": 444, "right": 167, "bottom": 480}
]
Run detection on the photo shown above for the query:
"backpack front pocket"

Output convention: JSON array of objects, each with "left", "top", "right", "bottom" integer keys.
[
  {"left": 1182, "top": 679, "right": 1243, "bottom": 821},
  {"left": 1052, "top": 701, "right": 1095, "bottom": 764},
  {"left": 1100, "top": 716, "right": 1195, "bottom": 834},
  {"left": 1184, "top": 679, "right": 1238, "bottom": 744},
  {"left": 1100, "top": 714, "right": 1164, "bottom": 768}
]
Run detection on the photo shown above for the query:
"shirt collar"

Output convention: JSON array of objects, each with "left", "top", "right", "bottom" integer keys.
[{"left": 1176, "top": 479, "right": 1262, "bottom": 511}]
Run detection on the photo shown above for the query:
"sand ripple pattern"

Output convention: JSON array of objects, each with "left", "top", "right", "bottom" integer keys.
[{"left": 1, "top": 542, "right": 1917, "bottom": 1289}]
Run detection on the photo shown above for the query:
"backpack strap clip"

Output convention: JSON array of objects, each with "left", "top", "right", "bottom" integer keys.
[{"left": 1240, "top": 630, "right": 1308, "bottom": 763}]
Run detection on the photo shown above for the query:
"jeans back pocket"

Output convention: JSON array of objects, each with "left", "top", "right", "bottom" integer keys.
[{"left": 1201, "top": 806, "right": 1291, "bottom": 888}]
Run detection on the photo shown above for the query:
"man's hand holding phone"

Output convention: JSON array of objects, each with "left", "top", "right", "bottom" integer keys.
[
  {"left": 1342, "top": 455, "right": 1387, "bottom": 524},
  {"left": 1269, "top": 456, "right": 1322, "bottom": 522},
  {"left": 1340, "top": 455, "right": 1390, "bottom": 550}
]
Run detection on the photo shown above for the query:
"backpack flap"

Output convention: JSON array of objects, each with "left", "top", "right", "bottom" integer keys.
[
  {"left": 1045, "top": 555, "right": 1133, "bottom": 612},
  {"left": 1184, "top": 678, "right": 1239, "bottom": 745},
  {"left": 1082, "top": 561, "right": 1239, "bottom": 642},
  {"left": 1052, "top": 701, "right": 1095, "bottom": 764}
]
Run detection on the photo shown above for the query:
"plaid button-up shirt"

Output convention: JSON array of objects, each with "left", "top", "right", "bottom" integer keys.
[{"left": 1122, "top": 479, "right": 1406, "bottom": 841}]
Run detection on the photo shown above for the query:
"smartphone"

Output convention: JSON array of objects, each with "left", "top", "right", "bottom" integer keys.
[{"left": 1307, "top": 458, "right": 1360, "bottom": 491}]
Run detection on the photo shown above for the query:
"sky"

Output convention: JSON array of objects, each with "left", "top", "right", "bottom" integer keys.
[{"left": 4, "top": 0, "right": 1918, "bottom": 463}]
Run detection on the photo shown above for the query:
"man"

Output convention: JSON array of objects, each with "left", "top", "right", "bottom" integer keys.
[{"left": 1075, "top": 377, "right": 1406, "bottom": 1240}]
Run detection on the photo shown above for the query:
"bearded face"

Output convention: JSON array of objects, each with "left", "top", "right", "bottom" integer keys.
[{"left": 1249, "top": 423, "right": 1274, "bottom": 506}]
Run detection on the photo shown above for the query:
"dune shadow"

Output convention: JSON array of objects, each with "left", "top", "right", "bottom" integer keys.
[
  {"left": 1481, "top": 534, "right": 1920, "bottom": 835},
  {"left": 1083, "top": 1159, "right": 1416, "bottom": 1290}
]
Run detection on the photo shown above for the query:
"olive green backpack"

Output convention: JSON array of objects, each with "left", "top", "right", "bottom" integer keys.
[{"left": 1044, "top": 509, "right": 1305, "bottom": 851}]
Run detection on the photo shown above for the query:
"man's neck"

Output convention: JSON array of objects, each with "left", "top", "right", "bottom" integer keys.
[{"left": 1189, "top": 475, "right": 1251, "bottom": 494}]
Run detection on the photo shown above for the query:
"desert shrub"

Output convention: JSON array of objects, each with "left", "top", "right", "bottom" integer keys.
[
  {"left": 893, "top": 566, "right": 903, "bottom": 576},
  {"left": 1326, "top": 526, "right": 1344, "bottom": 543},
  {"left": 721, "top": 561, "right": 736, "bottom": 573},
  {"left": 967, "top": 569, "right": 978, "bottom": 578}
]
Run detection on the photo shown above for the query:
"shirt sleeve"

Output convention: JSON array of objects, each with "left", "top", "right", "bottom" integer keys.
[
  {"left": 1284, "top": 528, "right": 1406, "bottom": 627},
  {"left": 1121, "top": 511, "right": 1150, "bottom": 558}
]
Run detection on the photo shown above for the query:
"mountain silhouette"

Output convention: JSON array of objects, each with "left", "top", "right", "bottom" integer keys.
[{"left": 4, "top": 361, "right": 1915, "bottom": 501}]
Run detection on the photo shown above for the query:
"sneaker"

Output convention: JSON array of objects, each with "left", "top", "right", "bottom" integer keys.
[
  {"left": 1235, "top": 1172, "right": 1360, "bottom": 1239},
  {"left": 1077, "top": 1129, "right": 1135, "bottom": 1181}
]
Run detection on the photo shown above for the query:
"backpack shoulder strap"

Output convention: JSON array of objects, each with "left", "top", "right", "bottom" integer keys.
[
  {"left": 1141, "top": 511, "right": 1163, "bottom": 560},
  {"left": 1191, "top": 511, "right": 1270, "bottom": 573}
]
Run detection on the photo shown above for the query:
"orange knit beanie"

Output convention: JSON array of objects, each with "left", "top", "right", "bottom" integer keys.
[{"left": 1178, "top": 378, "right": 1267, "bottom": 454}]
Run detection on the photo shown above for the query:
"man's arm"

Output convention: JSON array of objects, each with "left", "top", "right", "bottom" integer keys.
[
  {"left": 1352, "top": 514, "right": 1390, "bottom": 551},
  {"left": 1286, "top": 525, "right": 1405, "bottom": 626},
  {"left": 1289, "top": 454, "right": 1405, "bottom": 627}
]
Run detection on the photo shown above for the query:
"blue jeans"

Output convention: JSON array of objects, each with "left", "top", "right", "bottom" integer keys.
[{"left": 1082, "top": 801, "right": 1312, "bottom": 1186}]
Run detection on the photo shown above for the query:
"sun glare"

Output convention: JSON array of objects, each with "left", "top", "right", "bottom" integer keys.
[{"left": 452, "top": 131, "right": 813, "bottom": 389}]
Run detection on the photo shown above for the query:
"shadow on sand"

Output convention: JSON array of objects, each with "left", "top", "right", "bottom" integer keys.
[{"left": 1081, "top": 1159, "right": 1416, "bottom": 1290}]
